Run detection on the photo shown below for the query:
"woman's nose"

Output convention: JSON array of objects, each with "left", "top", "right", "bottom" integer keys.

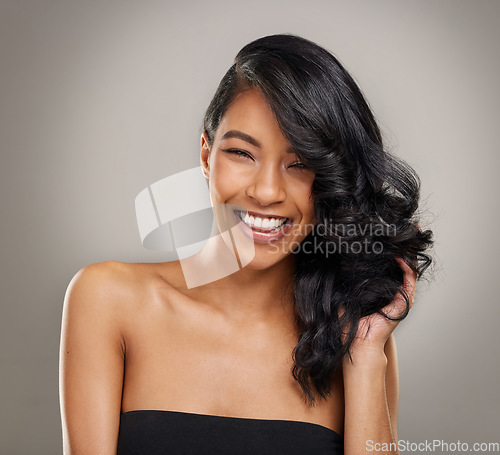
[{"left": 245, "top": 164, "right": 287, "bottom": 206}]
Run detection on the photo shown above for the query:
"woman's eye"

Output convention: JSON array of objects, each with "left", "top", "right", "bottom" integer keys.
[
  {"left": 221, "top": 148, "right": 253, "bottom": 159},
  {"left": 289, "top": 161, "right": 305, "bottom": 168}
]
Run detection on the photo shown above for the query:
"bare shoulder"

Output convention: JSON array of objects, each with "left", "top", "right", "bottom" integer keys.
[
  {"left": 68, "top": 260, "right": 139, "bottom": 290},
  {"left": 66, "top": 260, "right": 174, "bottom": 299},
  {"left": 62, "top": 260, "right": 192, "bottom": 355},
  {"left": 64, "top": 260, "right": 186, "bottom": 316},
  {"left": 64, "top": 261, "right": 154, "bottom": 327},
  {"left": 65, "top": 261, "right": 135, "bottom": 309}
]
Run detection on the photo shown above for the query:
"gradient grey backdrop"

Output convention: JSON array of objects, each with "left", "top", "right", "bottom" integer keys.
[{"left": 1, "top": 1, "right": 498, "bottom": 453}]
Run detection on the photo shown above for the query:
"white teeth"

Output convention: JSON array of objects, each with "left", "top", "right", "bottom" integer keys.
[{"left": 238, "top": 211, "right": 288, "bottom": 231}]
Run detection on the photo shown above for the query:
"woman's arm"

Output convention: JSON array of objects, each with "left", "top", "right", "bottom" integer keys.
[
  {"left": 384, "top": 334, "right": 399, "bottom": 441},
  {"left": 343, "top": 334, "right": 399, "bottom": 455},
  {"left": 343, "top": 258, "right": 415, "bottom": 455},
  {"left": 59, "top": 263, "right": 126, "bottom": 455}
]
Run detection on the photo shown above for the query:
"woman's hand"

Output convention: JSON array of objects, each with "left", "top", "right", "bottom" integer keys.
[{"left": 347, "top": 257, "right": 417, "bottom": 356}]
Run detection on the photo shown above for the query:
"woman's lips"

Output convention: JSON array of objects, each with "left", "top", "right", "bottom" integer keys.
[{"left": 233, "top": 209, "right": 293, "bottom": 243}]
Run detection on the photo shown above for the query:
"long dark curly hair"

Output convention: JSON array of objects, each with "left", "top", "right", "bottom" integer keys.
[{"left": 203, "top": 33, "right": 434, "bottom": 406}]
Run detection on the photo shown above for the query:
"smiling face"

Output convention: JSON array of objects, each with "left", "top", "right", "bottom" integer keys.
[{"left": 200, "top": 88, "right": 316, "bottom": 270}]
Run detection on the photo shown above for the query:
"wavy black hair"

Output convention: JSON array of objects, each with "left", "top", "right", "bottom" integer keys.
[{"left": 203, "top": 33, "right": 433, "bottom": 406}]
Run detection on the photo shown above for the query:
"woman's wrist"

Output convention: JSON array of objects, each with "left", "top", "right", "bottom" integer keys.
[{"left": 342, "top": 343, "right": 388, "bottom": 375}]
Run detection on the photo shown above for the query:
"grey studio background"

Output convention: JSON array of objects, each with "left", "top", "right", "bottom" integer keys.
[{"left": 1, "top": 1, "right": 499, "bottom": 454}]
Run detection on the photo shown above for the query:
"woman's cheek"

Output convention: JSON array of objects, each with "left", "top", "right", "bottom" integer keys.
[
  {"left": 218, "top": 160, "right": 247, "bottom": 189},
  {"left": 210, "top": 165, "right": 240, "bottom": 200}
]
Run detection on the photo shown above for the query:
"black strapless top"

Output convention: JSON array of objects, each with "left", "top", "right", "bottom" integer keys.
[{"left": 117, "top": 410, "right": 344, "bottom": 454}]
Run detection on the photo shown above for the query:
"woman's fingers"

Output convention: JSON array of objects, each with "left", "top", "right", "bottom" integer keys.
[{"left": 338, "top": 257, "right": 418, "bottom": 343}]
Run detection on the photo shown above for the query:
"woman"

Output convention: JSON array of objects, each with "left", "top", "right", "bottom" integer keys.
[{"left": 59, "top": 34, "right": 433, "bottom": 454}]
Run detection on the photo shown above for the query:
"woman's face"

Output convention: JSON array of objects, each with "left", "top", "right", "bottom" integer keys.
[{"left": 201, "top": 88, "right": 316, "bottom": 270}]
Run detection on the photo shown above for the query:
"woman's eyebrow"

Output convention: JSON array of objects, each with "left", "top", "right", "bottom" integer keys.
[
  {"left": 220, "top": 129, "right": 296, "bottom": 154},
  {"left": 221, "top": 130, "right": 261, "bottom": 147}
]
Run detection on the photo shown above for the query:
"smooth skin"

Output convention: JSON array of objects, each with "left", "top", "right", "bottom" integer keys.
[{"left": 59, "top": 88, "right": 414, "bottom": 454}]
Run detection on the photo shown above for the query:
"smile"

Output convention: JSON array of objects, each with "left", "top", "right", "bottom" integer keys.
[
  {"left": 233, "top": 209, "right": 293, "bottom": 243},
  {"left": 238, "top": 210, "right": 289, "bottom": 231}
]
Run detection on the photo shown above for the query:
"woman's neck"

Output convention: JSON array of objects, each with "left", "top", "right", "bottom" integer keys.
[{"left": 179, "top": 233, "right": 296, "bottom": 321}]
